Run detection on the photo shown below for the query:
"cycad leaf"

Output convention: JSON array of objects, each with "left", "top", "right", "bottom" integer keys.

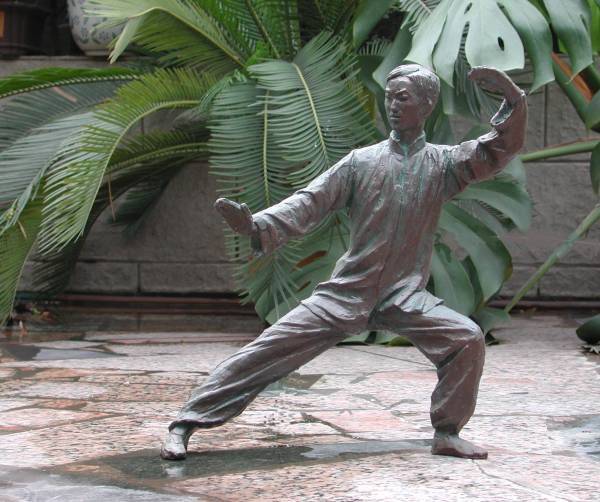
[
  {"left": 399, "top": 0, "right": 442, "bottom": 31},
  {"left": 0, "top": 198, "right": 42, "bottom": 325},
  {"left": 209, "top": 52, "right": 368, "bottom": 320},
  {"left": 353, "top": 0, "right": 395, "bottom": 48},
  {"left": 249, "top": 32, "right": 377, "bottom": 186},
  {"left": 210, "top": 80, "right": 292, "bottom": 211},
  {"left": 299, "top": 0, "right": 358, "bottom": 39},
  {"left": 0, "top": 82, "right": 123, "bottom": 151},
  {"left": 34, "top": 142, "right": 206, "bottom": 295},
  {"left": 38, "top": 69, "right": 214, "bottom": 253},
  {"left": 0, "top": 82, "right": 125, "bottom": 234},
  {"left": 0, "top": 112, "right": 97, "bottom": 230},
  {"left": 0, "top": 67, "right": 138, "bottom": 100},
  {"left": 86, "top": 0, "right": 246, "bottom": 70}
]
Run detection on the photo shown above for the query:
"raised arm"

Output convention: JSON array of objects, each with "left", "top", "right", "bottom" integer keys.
[
  {"left": 216, "top": 153, "right": 355, "bottom": 255},
  {"left": 444, "top": 66, "right": 527, "bottom": 198}
]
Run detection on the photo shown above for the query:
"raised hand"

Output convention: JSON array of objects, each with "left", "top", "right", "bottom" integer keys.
[
  {"left": 214, "top": 198, "right": 255, "bottom": 236},
  {"left": 468, "top": 66, "right": 523, "bottom": 105}
]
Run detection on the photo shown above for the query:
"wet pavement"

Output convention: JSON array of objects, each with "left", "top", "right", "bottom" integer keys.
[{"left": 0, "top": 312, "right": 599, "bottom": 501}]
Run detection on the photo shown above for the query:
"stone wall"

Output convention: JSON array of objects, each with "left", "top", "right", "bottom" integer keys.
[{"left": 5, "top": 57, "right": 600, "bottom": 300}]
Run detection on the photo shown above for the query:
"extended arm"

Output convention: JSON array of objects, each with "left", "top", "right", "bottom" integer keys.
[
  {"left": 215, "top": 153, "right": 354, "bottom": 255},
  {"left": 444, "top": 67, "right": 528, "bottom": 198}
]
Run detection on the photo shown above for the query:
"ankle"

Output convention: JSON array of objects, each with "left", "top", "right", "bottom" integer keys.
[
  {"left": 434, "top": 429, "right": 458, "bottom": 439},
  {"left": 171, "top": 425, "right": 192, "bottom": 437}
]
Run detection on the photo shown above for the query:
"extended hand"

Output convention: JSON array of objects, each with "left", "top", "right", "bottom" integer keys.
[
  {"left": 468, "top": 66, "right": 523, "bottom": 104},
  {"left": 214, "top": 198, "right": 255, "bottom": 236}
]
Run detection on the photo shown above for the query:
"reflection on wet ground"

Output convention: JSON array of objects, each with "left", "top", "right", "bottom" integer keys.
[
  {"left": 0, "top": 312, "right": 599, "bottom": 500},
  {"left": 0, "top": 343, "right": 119, "bottom": 361}
]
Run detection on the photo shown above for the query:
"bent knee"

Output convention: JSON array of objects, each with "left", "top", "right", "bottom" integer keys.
[{"left": 462, "top": 320, "right": 485, "bottom": 353}]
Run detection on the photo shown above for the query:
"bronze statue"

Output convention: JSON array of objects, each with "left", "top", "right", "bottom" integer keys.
[{"left": 161, "top": 64, "right": 527, "bottom": 461}]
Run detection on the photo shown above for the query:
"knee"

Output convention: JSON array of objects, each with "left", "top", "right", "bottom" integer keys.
[{"left": 461, "top": 320, "right": 485, "bottom": 354}]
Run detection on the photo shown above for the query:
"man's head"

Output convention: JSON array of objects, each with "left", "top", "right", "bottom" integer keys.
[{"left": 385, "top": 64, "right": 440, "bottom": 134}]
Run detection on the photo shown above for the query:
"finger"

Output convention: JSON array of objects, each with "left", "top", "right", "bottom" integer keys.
[{"left": 241, "top": 203, "right": 252, "bottom": 220}]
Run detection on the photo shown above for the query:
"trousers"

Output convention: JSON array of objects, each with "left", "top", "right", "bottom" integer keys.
[{"left": 169, "top": 302, "right": 485, "bottom": 434}]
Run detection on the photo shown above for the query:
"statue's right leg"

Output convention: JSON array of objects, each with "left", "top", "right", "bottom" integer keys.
[{"left": 161, "top": 304, "right": 346, "bottom": 459}]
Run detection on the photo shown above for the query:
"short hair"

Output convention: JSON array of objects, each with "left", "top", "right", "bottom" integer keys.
[{"left": 386, "top": 64, "right": 440, "bottom": 115}]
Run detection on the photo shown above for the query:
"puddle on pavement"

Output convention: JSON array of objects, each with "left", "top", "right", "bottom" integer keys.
[
  {"left": 549, "top": 415, "right": 600, "bottom": 460},
  {"left": 0, "top": 343, "right": 119, "bottom": 361},
  {"left": 265, "top": 372, "right": 324, "bottom": 393},
  {"left": 95, "top": 439, "right": 428, "bottom": 481}
]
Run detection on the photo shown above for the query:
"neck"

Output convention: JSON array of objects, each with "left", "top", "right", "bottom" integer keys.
[{"left": 391, "top": 128, "right": 423, "bottom": 145}]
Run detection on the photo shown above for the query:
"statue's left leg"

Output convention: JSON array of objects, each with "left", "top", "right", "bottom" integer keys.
[{"left": 372, "top": 304, "right": 487, "bottom": 459}]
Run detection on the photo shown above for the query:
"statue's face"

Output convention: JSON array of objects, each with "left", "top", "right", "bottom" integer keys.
[{"left": 385, "top": 77, "right": 425, "bottom": 134}]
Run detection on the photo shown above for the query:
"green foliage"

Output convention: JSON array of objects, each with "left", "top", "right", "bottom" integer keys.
[
  {"left": 0, "top": 198, "right": 42, "bottom": 325},
  {"left": 0, "top": 67, "right": 139, "bottom": 99},
  {"left": 577, "top": 314, "right": 600, "bottom": 344},
  {"left": 1, "top": 0, "right": 563, "bottom": 330},
  {"left": 39, "top": 69, "right": 214, "bottom": 254},
  {"left": 406, "top": 0, "right": 589, "bottom": 92}
]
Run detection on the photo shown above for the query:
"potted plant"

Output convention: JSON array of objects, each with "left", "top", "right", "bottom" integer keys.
[{"left": 67, "top": 0, "right": 121, "bottom": 56}]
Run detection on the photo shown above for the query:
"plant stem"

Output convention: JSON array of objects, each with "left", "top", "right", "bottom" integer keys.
[
  {"left": 520, "top": 140, "right": 599, "bottom": 162},
  {"left": 552, "top": 56, "right": 591, "bottom": 124},
  {"left": 581, "top": 64, "right": 600, "bottom": 94},
  {"left": 505, "top": 203, "right": 600, "bottom": 313}
]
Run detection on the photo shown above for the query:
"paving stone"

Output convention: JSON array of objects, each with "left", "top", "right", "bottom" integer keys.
[
  {"left": 0, "top": 313, "right": 599, "bottom": 499},
  {"left": 0, "top": 408, "right": 109, "bottom": 432}
]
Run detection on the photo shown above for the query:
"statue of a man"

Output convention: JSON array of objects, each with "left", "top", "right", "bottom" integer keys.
[{"left": 161, "top": 64, "right": 527, "bottom": 461}]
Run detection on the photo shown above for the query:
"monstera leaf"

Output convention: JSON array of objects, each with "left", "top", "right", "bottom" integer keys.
[{"left": 405, "top": 0, "right": 593, "bottom": 92}]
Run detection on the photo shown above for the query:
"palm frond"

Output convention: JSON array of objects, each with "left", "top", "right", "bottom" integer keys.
[
  {"left": 0, "top": 112, "right": 97, "bottom": 230},
  {"left": 110, "top": 130, "right": 208, "bottom": 171},
  {"left": 86, "top": 0, "right": 247, "bottom": 70},
  {"left": 398, "top": 0, "right": 441, "bottom": 32},
  {"left": 33, "top": 142, "right": 208, "bottom": 295},
  {"left": 212, "top": 33, "right": 375, "bottom": 319},
  {"left": 0, "top": 81, "right": 123, "bottom": 151},
  {"left": 0, "top": 198, "right": 42, "bottom": 325},
  {"left": 299, "top": 0, "right": 359, "bottom": 40},
  {"left": 250, "top": 32, "right": 377, "bottom": 186},
  {"left": 38, "top": 68, "right": 215, "bottom": 253},
  {"left": 0, "top": 67, "right": 139, "bottom": 100}
]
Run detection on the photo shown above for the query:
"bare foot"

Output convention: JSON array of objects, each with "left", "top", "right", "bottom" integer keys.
[
  {"left": 160, "top": 425, "right": 194, "bottom": 460},
  {"left": 431, "top": 431, "right": 488, "bottom": 460}
]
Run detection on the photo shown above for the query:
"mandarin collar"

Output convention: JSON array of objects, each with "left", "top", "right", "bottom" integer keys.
[{"left": 389, "top": 131, "right": 427, "bottom": 157}]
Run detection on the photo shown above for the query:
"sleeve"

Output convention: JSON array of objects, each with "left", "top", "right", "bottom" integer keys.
[
  {"left": 252, "top": 152, "right": 355, "bottom": 254},
  {"left": 443, "top": 90, "right": 528, "bottom": 199}
]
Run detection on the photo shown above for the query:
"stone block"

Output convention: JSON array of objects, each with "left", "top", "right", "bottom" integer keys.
[
  {"left": 66, "top": 262, "right": 138, "bottom": 294},
  {"left": 520, "top": 162, "right": 600, "bottom": 238},
  {"left": 505, "top": 231, "right": 600, "bottom": 267},
  {"left": 498, "top": 265, "right": 540, "bottom": 299},
  {"left": 80, "top": 163, "right": 228, "bottom": 263},
  {"left": 539, "top": 266, "right": 600, "bottom": 298},
  {"left": 140, "top": 263, "right": 236, "bottom": 294}
]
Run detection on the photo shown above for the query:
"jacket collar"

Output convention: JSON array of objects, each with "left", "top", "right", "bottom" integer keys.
[{"left": 389, "top": 131, "right": 427, "bottom": 157}]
